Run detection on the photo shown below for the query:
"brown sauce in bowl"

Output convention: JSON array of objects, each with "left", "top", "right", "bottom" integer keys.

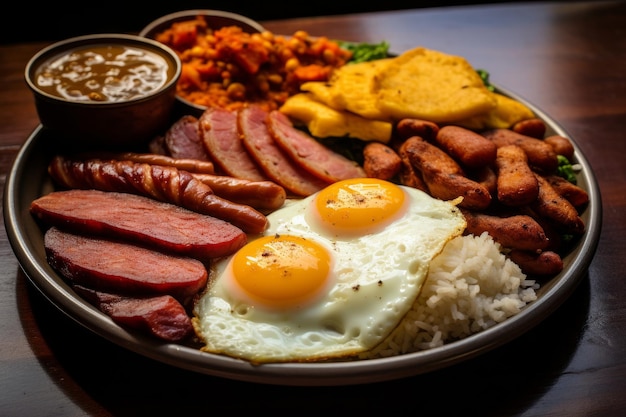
[{"left": 35, "top": 44, "right": 172, "bottom": 102}]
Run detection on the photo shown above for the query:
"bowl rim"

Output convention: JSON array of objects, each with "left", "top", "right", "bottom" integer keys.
[
  {"left": 138, "top": 9, "right": 266, "bottom": 38},
  {"left": 24, "top": 33, "right": 182, "bottom": 107}
]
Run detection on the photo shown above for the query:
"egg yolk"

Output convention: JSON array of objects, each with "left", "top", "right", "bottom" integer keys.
[
  {"left": 313, "top": 178, "right": 406, "bottom": 235},
  {"left": 230, "top": 234, "right": 332, "bottom": 309}
]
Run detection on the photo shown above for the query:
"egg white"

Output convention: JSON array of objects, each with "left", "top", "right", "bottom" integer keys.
[{"left": 192, "top": 184, "right": 466, "bottom": 363}]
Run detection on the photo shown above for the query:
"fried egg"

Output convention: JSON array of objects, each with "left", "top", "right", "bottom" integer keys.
[{"left": 193, "top": 178, "right": 466, "bottom": 363}]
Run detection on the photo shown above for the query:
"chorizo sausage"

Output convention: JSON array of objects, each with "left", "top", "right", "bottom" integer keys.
[
  {"left": 44, "top": 227, "right": 209, "bottom": 301},
  {"left": 543, "top": 174, "right": 589, "bottom": 208},
  {"left": 508, "top": 249, "right": 564, "bottom": 276},
  {"left": 74, "top": 285, "right": 193, "bottom": 342},
  {"left": 403, "top": 136, "right": 492, "bottom": 209},
  {"left": 495, "top": 144, "right": 539, "bottom": 206},
  {"left": 472, "top": 166, "right": 497, "bottom": 196},
  {"left": 544, "top": 135, "right": 575, "bottom": 160},
  {"left": 362, "top": 141, "right": 402, "bottom": 180},
  {"left": 395, "top": 118, "right": 440, "bottom": 141},
  {"left": 396, "top": 139, "right": 428, "bottom": 191},
  {"left": 482, "top": 128, "right": 559, "bottom": 173},
  {"left": 511, "top": 117, "right": 546, "bottom": 139},
  {"left": 192, "top": 173, "right": 286, "bottom": 211},
  {"left": 531, "top": 173, "right": 585, "bottom": 234},
  {"left": 461, "top": 209, "right": 550, "bottom": 251},
  {"left": 434, "top": 125, "right": 497, "bottom": 168},
  {"left": 96, "top": 152, "right": 216, "bottom": 174},
  {"left": 32, "top": 190, "right": 248, "bottom": 261}
]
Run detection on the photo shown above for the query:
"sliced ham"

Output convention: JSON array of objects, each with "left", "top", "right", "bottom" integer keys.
[
  {"left": 74, "top": 285, "right": 194, "bottom": 342},
  {"left": 238, "top": 105, "right": 328, "bottom": 196},
  {"left": 267, "top": 110, "right": 366, "bottom": 182},
  {"left": 199, "top": 107, "right": 267, "bottom": 181},
  {"left": 44, "top": 227, "right": 208, "bottom": 302},
  {"left": 164, "top": 115, "right": 212, "bottom": 161},
  {"left": 31, "top": 189, "right": 247, "bottom": 261}
]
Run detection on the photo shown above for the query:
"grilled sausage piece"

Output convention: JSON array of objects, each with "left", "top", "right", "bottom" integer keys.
[
  {"left": 461, "top": 209, "right": 550, "bottom": 251},
  {"left": 395, "top": 118, "right": 440, "bottom": 141},
  {"left": 531, "top": 173, "right": 585, "bottom": 234},
  {"left": 511, "top": 118, "right": 546, "bottom": 139},
  {"left": 396, "top": 139, "right": 428, "bottom": 191},
  {"left": 363, "top": 141, "right": 402, "bottom": 180},
  {"left": 192, "top": 173, "right": 286, "bottom": 211},
  {"left": 543, "top": 174, "right": 589, "bottom": 208},
  {"left": 74, "top": 285, "right": 194, "bottom": 342},
  {"left": 482, "top": 128, "right": 559, "bottom": 173},
  {"left": 495, "top": 144, "right": 539, "bottom": 206},
  {"left": 32, "top": 190, "right": 248, "bottom": 261},
  {"left": 44, "top": 227, "right": 208, "bottom": 301},
  {"left": 404, "top": 136, "right": 492, "bottom": 209},
  {"left": 434, "top": 125, "right": 497, "bottom": 168},
  {"left": 544, "top": 135, "right": 575, "bottom": 160},
  {"left": 47, "top": 155, "right": 268, "bottom": 234},
  {"left": 508, "top": 249, "right": 564, "bottom": 276},
  {"left": 88, "top": 152, "right": 216, "bottom": 174}
]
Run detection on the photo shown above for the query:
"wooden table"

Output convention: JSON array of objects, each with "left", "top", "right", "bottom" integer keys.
[{"left": 1, "top": 1, "right": 625, "bottom": 415}]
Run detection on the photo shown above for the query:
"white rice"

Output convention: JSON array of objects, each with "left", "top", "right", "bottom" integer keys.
[{"left": 362, "top": 232, "right": 539, "bottom": 359}]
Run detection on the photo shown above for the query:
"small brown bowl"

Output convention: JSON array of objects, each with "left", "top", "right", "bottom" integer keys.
[
  {"left": 25, "top": 33, "right": 182, "bottom": 150},
  {"left": 139, "top": 10, "right": 265, "bottom": 117}
]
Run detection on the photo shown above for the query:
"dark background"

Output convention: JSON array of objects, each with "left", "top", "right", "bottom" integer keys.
[{"left": 3, "top": 1, "right": 573, "bottom": 44}]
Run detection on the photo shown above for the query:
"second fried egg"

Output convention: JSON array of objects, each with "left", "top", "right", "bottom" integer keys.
[{"left": 193, "top": 178, "right": 466, "bottom": 363}]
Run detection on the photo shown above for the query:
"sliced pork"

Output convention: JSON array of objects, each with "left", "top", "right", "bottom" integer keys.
[
  {"left": 267, "top": 110, "right": 366, "bottom": 182},
  {"left": 199, "top": 107, "right": 267, "bottom": 181},
  {"left": 238, "top": 105, "right": 328, "bottom": 196},
  {"left": 164, "top": 115, "right": 212, "bottom": 161}
]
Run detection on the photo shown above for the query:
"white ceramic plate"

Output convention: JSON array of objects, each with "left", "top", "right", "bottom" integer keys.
[{"left": 3, "top": 86, "right": 602, "bottom": 386}]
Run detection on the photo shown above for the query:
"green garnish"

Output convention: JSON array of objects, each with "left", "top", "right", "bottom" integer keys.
[
  {"left": 557, "top": 155, "right": 578, "bottom": 184},
  {"left": 339, "top": 40, "right": 390, "bottom": 64},
  {"left": 476, "top": 69, "right": 495, "bottom": 92}
]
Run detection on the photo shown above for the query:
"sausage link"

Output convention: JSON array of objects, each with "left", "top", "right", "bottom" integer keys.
[
  {"left": 434, "top": 125, "right": 497, "bottom": 168},
  {"left": 543, "top": 174, "right": 589, "bottom": 208},
  {"left": 508, "top": 249, "right": 564, "bottom": 276},
  {"left": 395, "top": 118, "right": 439, "bottom": 141},
  {"left": 511, "top": 117, "right": 546, "bottom": 139},
  {"left": 531, "top": 173, "right": 585, "bottom": 234},
  {"left": 461, "top": 209, "right": 550, "bottom": 251},
  {"left": 192, "top": 173, "right": 286, "bottom": 211},
  {"left": 495, "top": 144, "right": 539, "bottom": 206},
  {"left": 396, "top": 139, "right": 428, "bottom": 191},
  {"left": 544, "top": 135, "right": 575, "bottom": 160},
  {"left": 403, "top": 137, "right": 491, "bottom": 209},
  {"left": 472, "top": 166, "right": 497, "bottom": 196},
  {"left": 482, "top": 128, "right": 559, "bottom": 173},
  {"left": 79, "top": 151, "right": 216, "bottom": 174},
  {"left": 362, "top": 141, "right": 402, "bottom": 180}
]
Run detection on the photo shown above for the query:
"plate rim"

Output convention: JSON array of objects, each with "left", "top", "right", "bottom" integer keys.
[{"left": 3, "top": 85, "right": 602, "bottom": 386}]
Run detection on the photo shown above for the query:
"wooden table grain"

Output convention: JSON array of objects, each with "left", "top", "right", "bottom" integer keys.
[{"left": 1, "top": 2, "right": 625, "bottom": 415}]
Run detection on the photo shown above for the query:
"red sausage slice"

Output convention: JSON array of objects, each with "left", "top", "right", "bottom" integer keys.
[
  {"left": 74, "top": 285, "right": 194, "bottom": 342},
  {"left": 44, "top": 227, "right": 208, "bottom": 301},
  {"left": 31, "top": 189, "right": 247, "bottom": 261}
]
